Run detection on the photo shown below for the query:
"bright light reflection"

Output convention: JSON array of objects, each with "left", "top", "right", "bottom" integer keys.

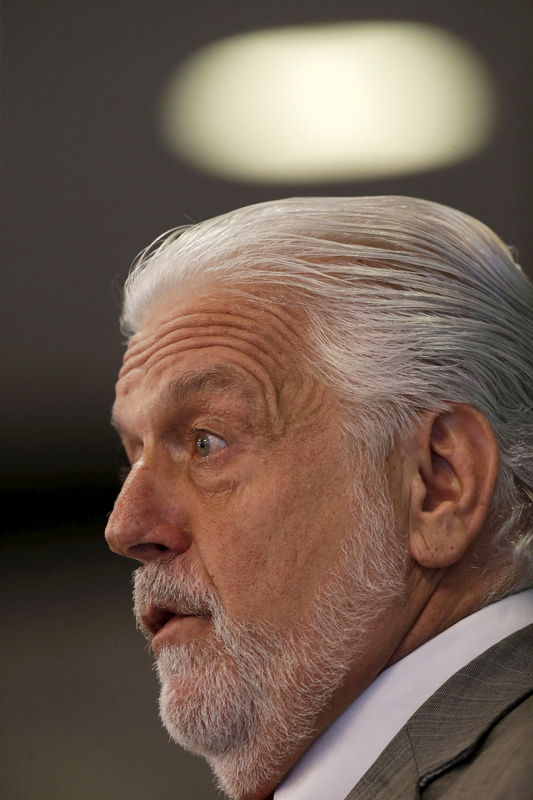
[{"left": 158, "top": 22, "right": 497, "bottom": 183}]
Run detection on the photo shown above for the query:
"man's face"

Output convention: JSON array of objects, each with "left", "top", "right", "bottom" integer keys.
[
  {"left": 107, "top": 288, "right": 360, "bottom": 632},
  {"left": 106, "top": 287, "right": 406, "bottom": 797}
]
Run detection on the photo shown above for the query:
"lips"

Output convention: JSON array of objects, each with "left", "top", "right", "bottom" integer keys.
[
  {"left": 141, "top": 604, "right": 186, "bottom": 637},
  {"left": 140, "top": 603, "right": 212, "bottom": 643}
]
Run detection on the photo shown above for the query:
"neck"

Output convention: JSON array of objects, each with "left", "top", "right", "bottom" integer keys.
[{"left": 386, "top": 557, "right": 516, "bottom": 666}]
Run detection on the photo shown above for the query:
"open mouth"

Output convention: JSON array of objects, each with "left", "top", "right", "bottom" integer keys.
[
  {"left": 142, "top": 606, "right": 183, "bottom": 637},
  {"left": 141, "top": 604, "right": 209, "bottom": 638}
]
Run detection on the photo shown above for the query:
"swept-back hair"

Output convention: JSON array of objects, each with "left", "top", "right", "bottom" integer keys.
[{"left": 121, "top": 196, "right": 533, "bottom": 581}]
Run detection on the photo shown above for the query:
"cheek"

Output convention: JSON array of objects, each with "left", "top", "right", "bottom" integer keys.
[
  {"left": 194, "top": 487, "right": 291, "bottom": 616},
  {"left": 195, "top": 446, "right": 352, "bottom": 622}
]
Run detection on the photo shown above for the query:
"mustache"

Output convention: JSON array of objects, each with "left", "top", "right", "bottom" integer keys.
[{"left": 132, "top": 556, "right": 222, "bottom": 639}]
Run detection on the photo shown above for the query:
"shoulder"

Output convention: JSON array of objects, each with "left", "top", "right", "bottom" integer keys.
[
  {"left": 345, "top": 624, "right": 533, "bottom": 800},
  {"left": 422, "top": 692, "right": 533, "bottom": 800}
]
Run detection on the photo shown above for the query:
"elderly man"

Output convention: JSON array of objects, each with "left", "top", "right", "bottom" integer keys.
[{"left": 105, "top": 196, "right": 533, "bottom": 800}]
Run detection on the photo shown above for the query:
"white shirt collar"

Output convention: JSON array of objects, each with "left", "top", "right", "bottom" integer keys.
[{"left": 274, "top": 589, "right": 533, "bottom": 800}]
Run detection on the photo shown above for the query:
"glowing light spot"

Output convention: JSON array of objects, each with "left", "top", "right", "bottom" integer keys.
[{"left": 159, "top": 22, "right": 497, "bottom": 183}]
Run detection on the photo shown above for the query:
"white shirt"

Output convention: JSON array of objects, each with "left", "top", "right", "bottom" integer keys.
[{"left": 274, "top": 589, "right": 533, "bottom": 800}]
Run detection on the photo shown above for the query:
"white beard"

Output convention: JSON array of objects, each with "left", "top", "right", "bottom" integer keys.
[{"left": 133, "top": 465, "right": 405, "bottom": 799}]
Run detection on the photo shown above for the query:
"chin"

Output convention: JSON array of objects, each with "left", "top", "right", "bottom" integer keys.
[
  {"left": 155, "top": 636, "right": 261, "bottom": 754},
  {"left": 154, "top": 616, "right": 350, "bottom": 800},
  {"left": 158, "top": 672, "right": 253, "bottom": 757}
]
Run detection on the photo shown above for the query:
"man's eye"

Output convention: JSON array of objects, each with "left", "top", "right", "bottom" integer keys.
[{"left": 193, "top": 431, "right": 228, "bottom": 458}]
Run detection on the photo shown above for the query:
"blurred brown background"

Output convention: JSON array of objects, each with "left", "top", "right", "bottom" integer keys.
[{"left": 2, "top": 1, "right": 532, "bottom": 798}]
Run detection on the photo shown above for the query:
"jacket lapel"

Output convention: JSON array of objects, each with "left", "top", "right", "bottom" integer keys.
[{"left": 345, "top": 623, "right": 533, "bottom": 799}]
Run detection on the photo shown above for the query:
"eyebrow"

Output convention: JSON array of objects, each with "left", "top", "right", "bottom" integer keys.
[
  {"left": 164, "top": 364, "right": 258, "bottom": 406},
  {"left": 110, "top": 364, "right": 258, "bottom": 432}
]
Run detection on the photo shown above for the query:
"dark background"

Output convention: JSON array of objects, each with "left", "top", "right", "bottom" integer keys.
[{"left": 2, "top": 1, "right": 532, "bottom": 798}]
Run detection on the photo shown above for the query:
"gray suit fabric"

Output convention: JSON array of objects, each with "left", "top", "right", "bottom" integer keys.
[{"left": 345, "top": 623, "right": 533, "bottom": 800}]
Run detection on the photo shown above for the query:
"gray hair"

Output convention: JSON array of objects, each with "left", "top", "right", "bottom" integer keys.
[{"left": 121, "top": 196, "right": 533, "bottom": 583}]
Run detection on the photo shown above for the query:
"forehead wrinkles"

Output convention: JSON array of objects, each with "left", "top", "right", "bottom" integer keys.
[
  {"left": 122, "top": 300, "right": 301, "bottom": 365},
  {"left": 115, "top": 302, "right": 312, "bottom": 431},
  {"left": 119, "top": 303, "right": 302, "bottom": 385}
]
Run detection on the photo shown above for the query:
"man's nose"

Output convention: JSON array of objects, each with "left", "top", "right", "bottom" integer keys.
[{"left": 105, "top": 462, "right": 192, "bottom": 563}]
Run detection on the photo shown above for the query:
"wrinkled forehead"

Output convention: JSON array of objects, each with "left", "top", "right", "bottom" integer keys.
[
  {"left": 122, "top": 287, "right": 302, "bottom": 369},
  {"left": 112, "top": 287, "right": 318, "bottom": 428}
]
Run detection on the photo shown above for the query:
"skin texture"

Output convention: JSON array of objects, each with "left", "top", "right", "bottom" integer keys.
[{"left": 106, "top": 286, "right": 511, "bottom": 800}]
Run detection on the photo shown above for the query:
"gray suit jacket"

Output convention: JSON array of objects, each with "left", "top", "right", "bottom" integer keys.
[{"left": 345, "top": 624, "right": 533, "bottom": 800}]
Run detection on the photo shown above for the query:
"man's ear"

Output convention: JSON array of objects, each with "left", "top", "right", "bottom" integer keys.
[{"left": 408, "top": 404, "right": 499, "bottom": 569}]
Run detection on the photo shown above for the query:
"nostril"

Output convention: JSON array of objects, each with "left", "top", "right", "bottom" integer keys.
[
  {"left": 127, "top": 542, "right": 170, "bottom": 562},
  {"left": 105, "top": 518, "right": 192, "bottom": 561}
]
